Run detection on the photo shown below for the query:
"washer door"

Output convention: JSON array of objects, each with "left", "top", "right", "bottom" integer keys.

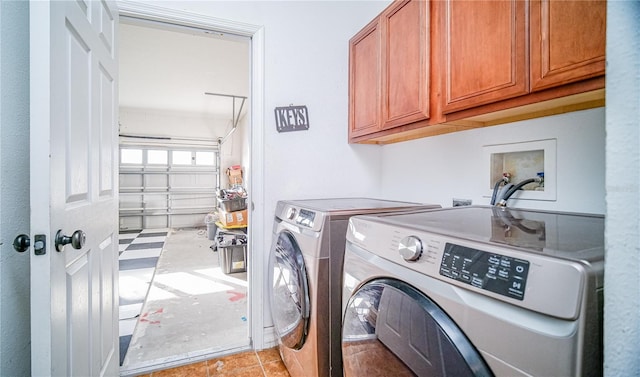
[
  {"left": 270, "top": 230, "right": 310, "bottom": 350},
  {"left": 342, "top": 279, "right": 493, "bottom": 377}
]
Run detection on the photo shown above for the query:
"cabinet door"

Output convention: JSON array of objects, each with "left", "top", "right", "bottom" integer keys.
[
  {"left": 349, "top": 19, "right": 381, "bottom": 139},
  {"left": 442, "top": 0, "right": 527, "bottom": 113},
  {"left": 381, "top": 0, "right": 430, "bottom": 129},
  {"left": 530, "top": 0, "right": 606, "bottom": 92}
]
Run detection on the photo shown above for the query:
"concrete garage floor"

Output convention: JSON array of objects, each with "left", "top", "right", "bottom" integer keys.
[{"left": 121, "top": 228, "right": 250, "bottom": 374}]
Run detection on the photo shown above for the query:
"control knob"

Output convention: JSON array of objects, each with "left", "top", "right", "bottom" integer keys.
[
  {"left": 286, "top": 207, "right": 297, "bottom": 220},
  {"left": 398, "top": 236, "right": 423, "bottom": 261}
]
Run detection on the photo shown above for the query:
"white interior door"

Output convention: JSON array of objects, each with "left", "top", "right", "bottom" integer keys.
[{"left": 30, "top": 1, "right": 119, "bottom": 376}]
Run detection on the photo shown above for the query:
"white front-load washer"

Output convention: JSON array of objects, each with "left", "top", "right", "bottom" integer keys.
[
  {"left": 268, "top": 198, "right": 440, "bottom": 377},
  {"left": 342, "top": 206, "right": 604, "bottom": 377}
]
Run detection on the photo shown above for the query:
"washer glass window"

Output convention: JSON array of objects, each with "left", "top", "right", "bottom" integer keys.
[
  {"left": 270, "top": 231, "right": 310, "bottom": 350},
  {"left": 342, "top": 279, "right": 493, "bottom": 377}
]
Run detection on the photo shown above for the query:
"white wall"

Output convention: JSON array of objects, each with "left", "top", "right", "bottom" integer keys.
[
  {"left": 0, "top": 1, "right": 31, "bottom": 376},
  {"left": 604, "top": 2, "right": 640, "bottom": 375},
  {"left": 380, "top": 108, "right": 605, "bottom": 214},
  {"left": 150, "top": 1, "right": 389, "bottom": 203},
  {"left": 232, "top": 111, "right": 249, "bottom": 187},
  {"left": 220, "top": 112, "right": 248, "bottom": 185}
]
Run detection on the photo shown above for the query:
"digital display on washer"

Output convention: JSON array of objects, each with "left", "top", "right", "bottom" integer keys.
[
  {"left": 439, "top": 243, "right": 530, "bottom": 300},
  {"left": 296, "top": 209, "right": 315, "bottom": 228}
]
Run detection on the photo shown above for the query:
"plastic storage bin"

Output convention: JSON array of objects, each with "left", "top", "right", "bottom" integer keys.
[
  {"left": 218, "top": 197, "right": 247, "bottom": 212},
  {"left": 218, "top": 244, "right": 247, "bottom": 274}
]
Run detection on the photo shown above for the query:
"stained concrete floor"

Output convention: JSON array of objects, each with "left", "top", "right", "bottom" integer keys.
[{"left": 121, "top": 228, "right": 250, "bottom": 374}]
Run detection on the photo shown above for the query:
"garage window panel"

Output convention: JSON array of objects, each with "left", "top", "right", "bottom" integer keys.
[{"left": 119, "top": 144, "right": 220, "bottom": 231}]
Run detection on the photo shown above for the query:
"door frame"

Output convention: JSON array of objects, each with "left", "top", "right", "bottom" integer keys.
[{"left": 117, "top": 0, "right": 268, "bottom": 351}]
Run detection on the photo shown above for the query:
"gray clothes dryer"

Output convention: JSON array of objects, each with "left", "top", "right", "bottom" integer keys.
[
  {"left": 268, "top": 198, "right": 440, "bottom": 377},
  {"left": 342, "top": 206, "right": 604, "bottom": 377}
]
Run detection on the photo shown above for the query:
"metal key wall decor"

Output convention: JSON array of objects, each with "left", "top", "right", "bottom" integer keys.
[{"left": 275, "top": 105, "right": 309, "bottom": 132}]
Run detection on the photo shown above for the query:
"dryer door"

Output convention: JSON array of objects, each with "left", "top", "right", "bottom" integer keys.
[
  {"left": 342, "top": 278, "right": 493, "bottom": 377},
  {"left": 270, "top": 230, "right": 310, "bottom": 350}
]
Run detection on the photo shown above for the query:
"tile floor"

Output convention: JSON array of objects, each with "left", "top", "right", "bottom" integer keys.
[
  {"left": 119, "top": 230, "right": 169, "bottom": 366},
  {"left": 135, "top": 347, "right": 290, "bottom": 377}
]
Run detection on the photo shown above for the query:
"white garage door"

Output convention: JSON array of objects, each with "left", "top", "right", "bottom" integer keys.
[{"left": 119, "top": 142, "right": 219, "bottom": 230}]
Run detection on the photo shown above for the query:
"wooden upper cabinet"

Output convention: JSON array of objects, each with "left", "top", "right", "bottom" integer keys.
[
  {"left": 349, "top": 19, "right": 381, "bottom": 139},
  {"left": 349, "top": 0, "right": 430, "bottom": 142},
  {"left": 442, "top": 0, "right": 528, "bottom": 113},
  {"left": 348, "top": 0, "right": 606, "bottom": 144},
  {"left": 381, "top": 0, "right": 430, "bottom": 129},
  {"left": 530, "top": 0, "right": 606, "bottom": 92}
]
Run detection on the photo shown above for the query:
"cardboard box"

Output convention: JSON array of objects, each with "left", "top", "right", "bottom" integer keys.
[
  {"left": 218, "top": 208, "right": 248, "bottom": 228},
  {"left": 226, "top": 166, "right": 243, "bottom": 187}
]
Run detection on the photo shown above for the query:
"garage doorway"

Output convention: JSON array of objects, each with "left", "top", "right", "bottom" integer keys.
[{"left": 117, "top": 12, "right": 253, "bottom": 375}]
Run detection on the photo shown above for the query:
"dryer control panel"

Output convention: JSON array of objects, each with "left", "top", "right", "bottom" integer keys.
[
  {"left": 277, "top": 202, "right": 324, "bottom": 232},
  {"left": 439, "top": 243, "right": 530, "bottom": 300}
]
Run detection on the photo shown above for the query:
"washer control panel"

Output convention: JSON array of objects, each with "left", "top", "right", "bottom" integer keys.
[
  {"left": 398, "top": 236, "right": 423, "bottom": 261},
  {"left": 346, "top": 216, "right": 589, "bottom": 319},
  {"left": 295, "top": 208, "right": 316, "bottom": 228},
  {"left": 286, "top": 207, "right": 297, "bottom": 220},
  {"left": 439, "top": 242, "right": 530, "bottom": 300}
]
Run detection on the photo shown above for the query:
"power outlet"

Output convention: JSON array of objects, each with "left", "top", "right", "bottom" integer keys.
[{"left": 453, "top": 198, "right": 472, "bottom": 207}]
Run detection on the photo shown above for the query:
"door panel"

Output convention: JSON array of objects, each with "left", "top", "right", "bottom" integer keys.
[
  {"left": 68, "top": 256, "right": 91, "bottom": 377},
  {"left": 99, "top": 67, "right": 116, "bottom": 196},
  {"left": 270, "top": 231, "right": 310, "bottom": 350},
  {"left": 66, "top": 21, "right": 91, "bottom": 202},
  {"left": 349, "top": 19, "right": 381, "bottom": 138},
  {"left": 342, "top": 279, "right": 493, "bottom": 377},
  {"left": 97, "top": 235, "right": 116, "bottom": 370},
  {"left": 382, "top": 0, "right": 430, "bottom": 129},
  {"left": 97, "top": 1, "right": 116, "bottom": 54},
  {"left": 442, "top": 0, "right": 527, "bottom": 113},
  {"left": 30, "top": 1, "right": 119, "bottom": 376},
  {"left": 530, "top": 0, "right": 606, "bottom": 91}
]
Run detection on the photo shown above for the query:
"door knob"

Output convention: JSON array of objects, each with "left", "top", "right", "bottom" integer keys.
[
  {"left": 55, "top": 229, "right": 86, "bottom": 252},
  {"left": 13, "top": 234, "right": 30, "bottom": 252}
]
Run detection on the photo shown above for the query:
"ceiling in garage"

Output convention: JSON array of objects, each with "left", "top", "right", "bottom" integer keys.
[{"left": 119, "top": 19, "right": 250, "bottom": 121}]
